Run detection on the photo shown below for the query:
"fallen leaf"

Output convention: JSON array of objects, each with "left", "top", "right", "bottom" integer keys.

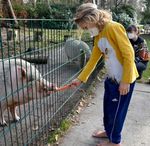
[
  {"left": 32, "top": 125, "right": 38, "bottom": 131},
  {"left": 55, "top": 134, "right": 59, "bottom": 141},
  {"left": 79, "top": 101, "right": 84, "bottom": 107},
  {"left": 76, "top": 107, "right": 82, "bottom": 114}
]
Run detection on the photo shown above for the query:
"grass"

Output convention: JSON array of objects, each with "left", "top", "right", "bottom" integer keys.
[
  {"left": 140, "top": 34, "right": 150, "bottom": 80},
  {"left": 48, "top": 119, "right": 71, "bottom": 144}
]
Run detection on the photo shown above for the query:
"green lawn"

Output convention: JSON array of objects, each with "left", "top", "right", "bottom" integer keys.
[{"left": 140, "top": 34, "right": 150, "bottom": 81}]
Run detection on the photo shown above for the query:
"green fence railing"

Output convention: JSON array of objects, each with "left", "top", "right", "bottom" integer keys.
[{"left": 0, "top": 18, "right": 104, "bottom": 145}]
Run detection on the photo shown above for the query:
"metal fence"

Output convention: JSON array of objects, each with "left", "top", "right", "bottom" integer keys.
[{"left": 0, "top": 19, "right": 103, "bottom": 145}]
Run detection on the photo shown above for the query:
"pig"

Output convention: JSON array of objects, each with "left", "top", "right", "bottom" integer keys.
[{"left": 0, "top": 59, "right": 55, "bottom": 126}]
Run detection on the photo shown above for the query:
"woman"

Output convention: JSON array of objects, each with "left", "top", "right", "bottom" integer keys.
[
  {"left": 127, "top": 25, "right": 149, "bottom": 79},
  {"left": 71, "top": 3, "right": 139, "bottom": 146}
]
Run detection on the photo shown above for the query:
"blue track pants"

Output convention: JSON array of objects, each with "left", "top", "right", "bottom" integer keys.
[{"left": 103, "top": 78, "right": 135, "bottom": 144}]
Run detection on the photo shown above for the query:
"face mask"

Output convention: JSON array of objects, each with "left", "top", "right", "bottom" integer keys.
[
  {"left": 128, "top": 33, "right": 135, "bottom": 39},
  {"left": 88, "top": 27, "right": 99, "bottom": 37}
]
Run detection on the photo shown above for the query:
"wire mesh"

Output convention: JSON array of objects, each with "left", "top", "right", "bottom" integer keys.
[{"left": 0, "top": 18, "right": 104, "bottom": 145}]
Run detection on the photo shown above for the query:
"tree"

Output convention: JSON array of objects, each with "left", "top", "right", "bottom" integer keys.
[
  {"left": 141, "top": 0, "right": 150, "bottom": 24},
  {"left": 0, "top": 0, "right": 2, "bottom": 17},
  {"left": 144, "top": 0, "right": 150, "bottom": 11},
  {"left": 0, "top": 0, "right": 18, "bottom": 25},
  {"left": 114, "top": 0, "right": 124, "bottom": 7},
  {"left": 7, "top": 0, "right": 18, "bottom": 25},
  {"left": 112, "top": 4, "right": 136, "bottom": 28}
]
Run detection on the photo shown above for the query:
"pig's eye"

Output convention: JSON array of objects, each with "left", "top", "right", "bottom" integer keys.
[{"left": 43, "top": 87, "right": 47, "bottom": 91}]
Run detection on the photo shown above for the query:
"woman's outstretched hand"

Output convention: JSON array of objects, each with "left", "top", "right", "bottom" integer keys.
[
  {"left": 71, "top": 78, "right": 82, "bottom": 87},
  {"left": 47, "top": 78, "right": 82, "bottom": 94}
]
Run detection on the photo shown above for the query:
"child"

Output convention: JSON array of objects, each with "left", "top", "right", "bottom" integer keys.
[{"left": 71, "top": 3, "right": 139, "bottom": 146}]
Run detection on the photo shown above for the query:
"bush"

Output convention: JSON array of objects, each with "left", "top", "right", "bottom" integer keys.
[
  {"left": 12, "top": 3, "right": 77, "bottom": 29},
  {"left": 13, "top": 3, "right": 29, "bottom": 18},
  {"left": 112, "top": 12, "right": 135, "bottom": 28},
  {"left": 13, "top": 3, "right": 76, "bottom": 19},
  {"left": 140, "top": 10, "right": 150, "bottom": 24},
  {"left": 111, "top": 4, "right": 137, "bottom": 28}
]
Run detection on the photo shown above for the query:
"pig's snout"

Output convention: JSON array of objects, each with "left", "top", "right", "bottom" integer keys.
[
  {"left": 46, "top": 84, "right": 58, "bottom": 95},
  {"left": 40, "top": 82, "right": 58, "bottom": 95},
  {"left": 40, "top": 79, "right": 57, "bottom": 91},
  {"left": 48, "top": 84, "right": 57, "bottom": 91}
]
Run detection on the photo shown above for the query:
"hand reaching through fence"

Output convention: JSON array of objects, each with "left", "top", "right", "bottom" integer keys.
[
  {"left": 47, "top": 78, "right": 81, "bottom": 93},
  {"left": 71, "top": 78, "right": 82, "bottom": 87},
  {"left": 48, "top": 83, "right": 58, "bottom": 92}
]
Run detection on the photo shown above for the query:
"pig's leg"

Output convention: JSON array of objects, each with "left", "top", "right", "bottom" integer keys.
[
  {"left": 10, "top": 106, "right": 20, "bottom": 122},
  {"left": 0, "top": 104, "right": 7, "bottom": 126},
  {"left": 0, "top": 116, "right": 7, "bottom": 126}
]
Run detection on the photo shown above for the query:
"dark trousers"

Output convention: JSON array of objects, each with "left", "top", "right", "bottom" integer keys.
[
  {"left": 103, "top": 78, "right": 135, "bottom": 144},
  {"left": 135, "top": 61, "right": 148, "bottom": 79}
]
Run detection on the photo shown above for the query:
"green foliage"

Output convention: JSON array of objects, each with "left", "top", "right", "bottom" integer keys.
[
  {"left": 13, "top": 2, "right": 76, "bottom": 19},
  {"left": 140, "top": 34, "right": 150, "bottom": 80},
  {"left": 141, "top": 10, "right": 150, "bottom": 24},
  {"left": 112, "top": 4, "right": 135, "bottom": 18},
  {"left": 111, "top": 4, "right": 136, "bottom": 28},
  {"left": 35, "top": 3, "right": 51, "bottom": 19},
  {"left": 141, "top": 0, "right": 150, "bottom": 24},
  {"left": 143, "top": 0, "right": 150, "bottom": 11},
  {"left": 50, "top": 4, "right": 75, "bottom": 19},
  {"left": 60, "top": 119, "right": 71, "bottom": 131},
  {"left": 48, "top": 119, "right": 71, "bottom": 144},
  {"left": 12, "top": 2, "right": 77, "bottom": 29},
  {"left": 13, "top": 3, "right": 25, "bottom": 13},
  {"left": 13, "top": 3, "right": 28, "bottom": 18},
  {"left": 112, "top": 12, "right": 135, "bottom": 28}
]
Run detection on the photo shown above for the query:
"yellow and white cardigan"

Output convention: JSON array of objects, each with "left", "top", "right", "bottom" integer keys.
[{"left": 77, "top": 21, "right": 139, "bottom": 84}]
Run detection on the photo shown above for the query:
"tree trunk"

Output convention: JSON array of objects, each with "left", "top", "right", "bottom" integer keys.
[
  {"left": 7, "top": 0, "right": 18, "bottom": 25},
  {"left": 0, "top": 0, "right": 2, "bottom": 17},
  {"left": 29, "top": 0, "right": 37, "bottom": 7},
  {"left": 115, "top": 0, "right": 123, "bottom": 8}
]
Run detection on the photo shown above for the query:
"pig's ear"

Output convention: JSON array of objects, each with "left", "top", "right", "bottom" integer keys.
[{"left": 17, "top": 66, "right": 26, "bottom": 79}]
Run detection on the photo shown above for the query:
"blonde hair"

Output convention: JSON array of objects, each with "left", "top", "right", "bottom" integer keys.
[{"left": 74, "top": 3, "right": 112, "bottom": 31}]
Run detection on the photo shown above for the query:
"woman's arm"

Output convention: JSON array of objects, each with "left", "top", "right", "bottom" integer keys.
[
  {"left": 108, "top": 22, "right": 138, "bottom": 83},
  {"left": 77, "top": 43, "right": 103, "bottom": 83}
]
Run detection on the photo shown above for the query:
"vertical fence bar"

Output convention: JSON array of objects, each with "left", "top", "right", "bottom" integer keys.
[
  {"left": 18, "top": 20, "right": 29, "bottom": 145},
  {"left": 5, "top": 22, "right": 15, "bottom": 146},
  {"left": 28, "top": 19, "right": 37, "bottom": 145},
  {"left": 0, "top": 20, "right": 8, "bottom": 146},
  {"left": 41, "top": 20, "right": 47, "bottom": 145},
  {"left": 47, "top": 23, "right": 53, "bottom": 139},
  {"left": 31, "top": 19, "right": 40, "bottom": 146},
  {"left": 36, "top": 20, "right": 44, "bottom": 145},
  {"left": 12, "top": 21, "right": 24, "bottom": 145},
  {"left": 23, "top": 20, "right": 33, "bottom": 144}
]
